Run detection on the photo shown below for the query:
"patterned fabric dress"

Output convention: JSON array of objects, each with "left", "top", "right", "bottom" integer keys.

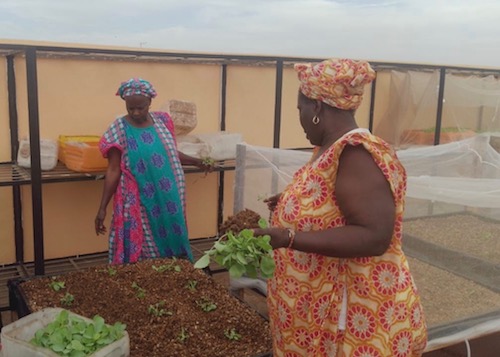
[
  {"left": 99, "top": 111, "right": 193, "bottom": 264},
  {"left": 268, "top": 129, "right": 427, "bottom": 357}
]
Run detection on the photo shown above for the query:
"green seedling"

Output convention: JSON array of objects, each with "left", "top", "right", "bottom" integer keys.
[
  {"left": 152, "top": 262, "right": 181, "bottom": 273},
  {"left": 224, "top": 328, "right": 242, "bottom": 341},
  {"left": 197, "top": 298, "right": 217, "bottom": 312},
  {"left": 131, "top": 282, "right": 146, "bottom": 299},
  {"left": 99, "top": 267, "right": 117, "bottom": 276},
  {"left": 60, "top": 293, "right": 74, "bottom": 307},
  {"left": 31, "top": 309, "right": 126, "bottom": 356},
  {"left": 201, "top": 157, "right": 215, "bottom": 166},
  {"left": 186, "top": 280, "right": 198, "bottom": 291},
  {"left": 194, "top": 218, "right": 275, "bottom": 279},
  {"left": 49, "top": 278, "right": 65, "bottom": 292},
  {"left": 106, "top": 267, "right": 117, "bottom": 276},
  {"left": 177, "top": 327, "right": 189, "bottom": 343},
  {"left": 148, "top": 300, "right": 172, "bottom": 317}
]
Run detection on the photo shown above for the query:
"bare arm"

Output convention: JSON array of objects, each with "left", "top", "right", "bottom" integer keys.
[
  {"left": 178, "top": 151, "right": 203, "bottom": 166},
  {"left": 95, "top": 148, "right": 122, "bottom": 235},
  {"left": 255, "top": 145, "right": 396, "bottom": 258},
  {"left": 178, "top": 151, "right": 214, "bottom": 173}
]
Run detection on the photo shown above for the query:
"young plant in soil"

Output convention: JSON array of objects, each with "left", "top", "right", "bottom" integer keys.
[
  {"left": 177, "top": 327, "right": 189, "bottom": 343},
  {"left": 186, "top": 280, "right": 198, "bottom": 291},
  {"left": 103, "top": 267, "right": 117, "bottom": 276},
  {"left": 197, "top": 298, "right": 217, "bottom": 312},
  {"left": 131, "top": 282, "right": 146, "bottom": 299},
  {"left": 60, "top": 293, "right": 74, "bottom": 307},
  {"left": 224, "top": 328, "right": 242, "bottom": 341},
  {"left": 194, "top": 218, "right": 275, "bottom": 279},
  {"left": 49, "top": 278, "right": 65, "bottom": 292},
  {"left": 31, "top": 310, "right": 126, "bottom": 357},
  {"left": 152, "top": 260, "right": 181, "bottom": 273},
  {"left": 148, "top": 300, "right": 172, "bottom": 317}
]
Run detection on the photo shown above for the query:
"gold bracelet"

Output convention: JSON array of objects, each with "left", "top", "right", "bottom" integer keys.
[{"left": 287, "top": 229, "right": 296, "bottom": 249}]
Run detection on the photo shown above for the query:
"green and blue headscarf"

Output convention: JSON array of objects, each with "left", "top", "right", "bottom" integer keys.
[{"left": 116, "top": 78, "right": 157, "bottom": 99}]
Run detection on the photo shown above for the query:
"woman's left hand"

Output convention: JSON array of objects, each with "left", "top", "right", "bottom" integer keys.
[{"left": 252, "top": 227, "right": 290, "bottom": 249}]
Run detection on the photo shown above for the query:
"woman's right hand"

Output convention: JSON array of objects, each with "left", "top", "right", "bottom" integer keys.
[
  {"left": 264, "top": 193, "right": 282, "bottom": 212},
  {"left": 95, "top": 209, "right": 107, "bottom": 235}
]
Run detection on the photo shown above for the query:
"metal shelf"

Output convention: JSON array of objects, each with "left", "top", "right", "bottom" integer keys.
[
  {"left": 0, "top": 160, "right": 235, "bottom": 187},
  {"left": 0, "top": 163, "right": 31, "bottom": 186}
]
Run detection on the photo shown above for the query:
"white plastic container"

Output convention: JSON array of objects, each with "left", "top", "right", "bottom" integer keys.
[
  {"left": 177, "top": 132, "right": 243, "bottom": 160},
  {"left": 1, "top": 308, "right": 129, "bottom": 357},
  {"left": 196, "top": 132, "right": 243, "bottom": 160},
  {"left": 17, "top": 139, "right": 58, "bottom": 171}
]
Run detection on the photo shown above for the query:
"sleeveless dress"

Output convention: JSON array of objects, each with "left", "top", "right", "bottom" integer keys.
[{"left": 268, "top": 129, "right": 427, "bottom": 357}]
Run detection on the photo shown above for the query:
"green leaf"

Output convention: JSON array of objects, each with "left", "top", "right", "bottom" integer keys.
[
  {"left": 214, "top": 241, "right": 227, "bottom": 253},
  {"left": 93, "top": 316, "right": 105, "bottom": 333},
  {"left": 258, "top": 218, "right": 268, "bottom": 229},
  {"left": 235, "top": 252, "right": 247, "bottom": 265},
  {"left": 214, "top": 255, "right": 224, "bottom": 265},
  {"left": 59, "top": 310, "right": 69, "bottom": 322},
  {"left": 228, "top": 263, "right": 245, "bottom": 278},
  {"left": 246, "top": 264, "right": 258, "bottom": 279},
  {"left": 194, "top": 254, "right": 211, "bottom": 269},
  {"left": 49, "top": 331, "right": 64, "bottom": 345},
  {"left": 51, "top": 343, "right": 65, "bottom": 352},
  {"left": 256, "top": 236, "right": 272, "bottom": 250},
  {"left": 84, "top": 324, "right": 95, "bottom": 339},
  {"left": 239, "top": 229, "right": 254, "bottom": 239},
  {"left": 222, "top": 254, "right": 233, "bottom": 265},
  {"left": 35, "top": 329, "right": 44, "bottom": 341},
  {"left": 260, "top": 255, "right": 276, "bottom": 277},
  {"left": 98, "top": 337, "right": 114, "bottom": 345},
  {"left": 70, "top": 340, "right": 85, "bottom": 351}
]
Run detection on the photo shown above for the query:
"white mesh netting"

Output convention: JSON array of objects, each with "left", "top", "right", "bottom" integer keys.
[{"left": 374, "top": 70, "right": 500, "bottom": 148}]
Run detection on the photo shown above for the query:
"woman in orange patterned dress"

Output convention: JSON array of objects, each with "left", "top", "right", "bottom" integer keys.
[{"left": 253, "top": 59, "right": 427, "bottom": 357}]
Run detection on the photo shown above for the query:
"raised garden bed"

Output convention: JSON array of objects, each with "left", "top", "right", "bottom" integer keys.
[{"left": 8, "top": 258, "right": 272, "bottom": 357}]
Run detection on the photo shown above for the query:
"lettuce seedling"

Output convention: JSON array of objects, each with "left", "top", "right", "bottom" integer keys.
[
  {"left": 224, "top": 328, "right": 242, "bottom": 341},
  {"left": 196, "top": 298, "right": 217, "bottom": 312},
  {"left": 49, "top": 279, "right": 65, "bottom": 292},
  {"left": 148, "top": 300, "right": 172, "bottom": 317},
  {"left": 194, "top": 218, "right": 275, "bottom": 278},
  {"left": 152, "top": 261, "right": 181, "bottom": 273},
  {"left": 31, "top": 310, "right": 126, "bottom": 356},
  {"left": 177, "top": 327, "right": 189, "bottom": 343},
  {"left": 60, "top": 293, "right": 74, "bottom": 307},
  {"left": 131, "top": 282, "right": 146, "bottom": 299},
  {"left": 186, "top": 280, "right": 198, "bottom": 291}
]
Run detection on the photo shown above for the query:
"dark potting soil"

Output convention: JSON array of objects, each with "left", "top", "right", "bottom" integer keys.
[
  {"left": 219, "top": 209, "right": 262, "bottom": 236},
  {"left": 20, "top": 258, "right": 272, "bottom": 357}
]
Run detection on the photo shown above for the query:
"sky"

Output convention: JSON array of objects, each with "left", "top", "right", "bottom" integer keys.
[{"left": 0, "top": 0, "right": 499, "bottom": 68}]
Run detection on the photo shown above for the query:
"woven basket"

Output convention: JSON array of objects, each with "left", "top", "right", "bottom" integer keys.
[{"left": 161, "top": 100, "right": 197, "bottom": 136}]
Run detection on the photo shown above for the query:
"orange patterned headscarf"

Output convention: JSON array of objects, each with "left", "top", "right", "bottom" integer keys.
[{"left": 294, "top": 58, "right": 376, "bottom": 110}]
